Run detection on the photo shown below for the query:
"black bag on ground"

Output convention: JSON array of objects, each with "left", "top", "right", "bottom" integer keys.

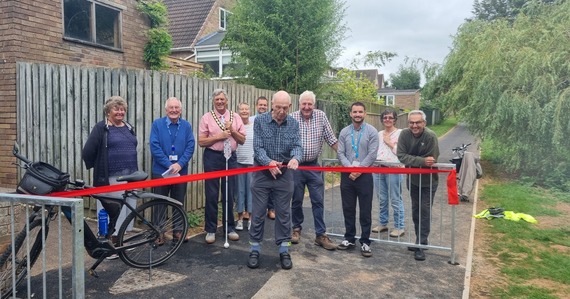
[{"left": 17, "top": 162, "right": 70, "bottom": 195}]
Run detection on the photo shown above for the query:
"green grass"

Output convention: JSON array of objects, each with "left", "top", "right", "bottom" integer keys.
[
  {"left": 478, "top": 179, "right": 570, "bottom": 297},
  {"left": 428, "top": 116, "right": 457, "bottom": 137}
]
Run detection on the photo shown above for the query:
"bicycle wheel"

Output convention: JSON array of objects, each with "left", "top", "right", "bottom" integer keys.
[
  {"left": 0, "top": 219, "right": 47, "bottom": 299},
  {"left": 116, "top": 199, "right": 188, "bottom": 268}
]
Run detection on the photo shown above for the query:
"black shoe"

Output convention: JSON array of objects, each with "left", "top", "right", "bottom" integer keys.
[
  {"left": 279, "top": 252, "right": 293, "bottom": 270},
  {"left": 247, "top": 251, "right": 260, "bottom": 269},
  {"left": 414, "top": 248, "right": 426, "bottom": 261},
  {"left": 408, "top": 246, "right": 428, "bottom": 251}
]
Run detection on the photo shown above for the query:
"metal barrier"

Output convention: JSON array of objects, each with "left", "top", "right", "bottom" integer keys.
[
  {"left": 322, "top": 159, "right": 458, "bottom": 264},
  {"left": 0, "top": 193, "right": 85, "bottom": 299}
]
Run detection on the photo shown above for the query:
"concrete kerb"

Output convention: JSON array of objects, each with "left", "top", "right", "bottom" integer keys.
[{"left": 462, "top": 171, "right": 480, "bottom": 298}]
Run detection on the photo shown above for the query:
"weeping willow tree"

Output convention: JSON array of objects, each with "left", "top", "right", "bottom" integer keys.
[{"left": 424, "top": 0, "right": 570, "bottom": 189}]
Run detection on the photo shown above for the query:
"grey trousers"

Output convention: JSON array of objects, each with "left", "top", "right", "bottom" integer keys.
[{"left": 249, "top": 170, "right": 294, "bottom": 246}]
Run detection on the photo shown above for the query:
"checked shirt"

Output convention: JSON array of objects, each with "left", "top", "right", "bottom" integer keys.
[{"left": 291, "top": 109, "right": 337, "bottom": 163}]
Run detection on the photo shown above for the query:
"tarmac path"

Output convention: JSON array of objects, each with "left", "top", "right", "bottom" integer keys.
[{"left": 14, "top": 123, "right": 480, "bottom": 298}]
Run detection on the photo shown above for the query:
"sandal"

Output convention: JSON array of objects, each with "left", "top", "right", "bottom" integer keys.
[{"left": 174, "top": 231, "right": 191, "bottom": 243}]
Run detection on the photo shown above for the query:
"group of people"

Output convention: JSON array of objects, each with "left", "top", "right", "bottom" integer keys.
[
  {"left": 81, "top": 89, "right": 440, "bottom": 268},
  {"left": 335, "top": 103, "right": 439, "bottom": 262},
  {"left": 82, "top": 96, "right": 196, "bottom": 259}
]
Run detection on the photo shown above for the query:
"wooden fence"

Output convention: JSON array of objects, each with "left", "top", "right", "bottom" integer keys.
[{"left": 15, "top": 61, "right": 400, "bottom": 213}]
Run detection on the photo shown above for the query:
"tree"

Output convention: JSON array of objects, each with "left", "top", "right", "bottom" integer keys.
[
  {"left": 348, "top": 50, "right": 397, "bottom": 69},
  {"left": 138, "top": 0, "right": 172, "bottom": 70},
  {"left": 425, "top": 0, "right": 570, "bottom": 189},
  {"left": 472, "top": 0, "right": 556, "bottom": 21},
  {"left": 389, "top": 65, "right": 421, "bottom": 90},
  {"left": 222, "top": 0, "right": 346, "bottom": 94},
  {"left": 318, "top": 69, "right": 378, "bottom": 103}
]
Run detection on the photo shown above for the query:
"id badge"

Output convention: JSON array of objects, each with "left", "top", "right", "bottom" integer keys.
[
  {"left": 352, "top": 161, "right": 360, "bottom": 166},
  {"left": 169, "top": 155, "right": 178, "bottom": 161}
]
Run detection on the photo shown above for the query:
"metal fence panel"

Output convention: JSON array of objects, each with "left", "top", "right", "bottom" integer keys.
[{"left": 0, "top": 193, "right": 84, "bottom": 299}]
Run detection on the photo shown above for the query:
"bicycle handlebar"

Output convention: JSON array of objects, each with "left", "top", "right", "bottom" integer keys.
[
  {"left": 451, "top": 143, "right": 471, "bottom": 152},
  {"left": 12, "top": 143, "right": 32, "bottom": 165}
]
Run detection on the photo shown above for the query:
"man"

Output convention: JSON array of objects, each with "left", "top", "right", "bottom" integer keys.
[
  {"left": 198, "top": 89, "right": 246, "bottom": 244},
  {"left": 336, "top": 102, "right": 378, "bottom": 257},
  {"left": 249, "top": 96, "right": 269, "bottom": 122},
  {"left": 235, "top": 102, "right": 254, "bottom": 231},
  {"left": 249, "top": 96, "right": 276, "bottom": 220},
  {"left": 397, "top": 110, "right": 439, "bottom": 261},
  {"left": 247, "top": 90, "right": 302, "bottom": 270},
  {"left": 150, "top": 97, "right": 196, "bottom": 242},
  {"left": 290, "top": 90, "right": 338, "bottom": 250}
]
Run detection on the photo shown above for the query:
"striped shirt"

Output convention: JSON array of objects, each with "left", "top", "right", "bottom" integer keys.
[
  {"left": 236, "top": 122, "right": 254, "bottom": 165},
  {"left": 291, "top": 109, "right": 337, "bottom": 163}
]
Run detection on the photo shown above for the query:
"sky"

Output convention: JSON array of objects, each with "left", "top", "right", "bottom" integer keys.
[{"left": 337, "top": 0, "right": 474, "bottom": 84}]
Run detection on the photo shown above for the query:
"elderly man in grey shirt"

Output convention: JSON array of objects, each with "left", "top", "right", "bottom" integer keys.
[{"left": 336, "top": 102, "right": 379, "bottom": 257}]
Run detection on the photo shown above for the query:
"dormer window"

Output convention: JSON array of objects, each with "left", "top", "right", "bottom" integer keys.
[{"left": 219, "top": 8, "right": 230, "bottom": 30}]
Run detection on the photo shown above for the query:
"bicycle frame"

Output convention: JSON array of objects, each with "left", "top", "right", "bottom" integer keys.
[{"left": 9, "top": 144, "right": 188, "bottom": 277}]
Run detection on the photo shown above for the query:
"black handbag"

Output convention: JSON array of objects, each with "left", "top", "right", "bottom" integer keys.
[{"left": 17, "top": 162, "right": 70, "bottom": 195}]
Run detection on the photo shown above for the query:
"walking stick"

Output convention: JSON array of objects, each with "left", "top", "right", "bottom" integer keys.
[{"left": 223, "top": 139, "right": 231, "bottom": 249}]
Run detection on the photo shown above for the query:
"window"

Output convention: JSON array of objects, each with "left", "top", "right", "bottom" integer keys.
[
  {"left": 196, "top": 47, "right": 232, "bottom": 78},
  {"left": 219, "top": 8, "right": 230, "bottom": 30},
  {"left": 386, "top": 95, "right": 395, "bottom": 106},
  {"left": 63, "top": 0, "right": 122, "bottom": 50}
]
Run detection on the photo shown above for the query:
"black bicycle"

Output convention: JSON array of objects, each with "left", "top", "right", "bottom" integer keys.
[
  {"left": 0, "top": 145, "right": 188, "bottom": 298},
  {"left": 450, "top": 143, "right": 471, "bottom": 173}
]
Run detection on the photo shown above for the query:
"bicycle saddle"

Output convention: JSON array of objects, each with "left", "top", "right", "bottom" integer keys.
[{"left": 116, "top": 171, "right": 148, "bottom": 183}]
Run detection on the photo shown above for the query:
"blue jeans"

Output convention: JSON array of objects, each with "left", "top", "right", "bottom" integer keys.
[
  {"left": 373, "top": 173, "right": 405, "bottom": 229},
  {"left": 236, "top": 163, "right": 252, "bottom": 213}
]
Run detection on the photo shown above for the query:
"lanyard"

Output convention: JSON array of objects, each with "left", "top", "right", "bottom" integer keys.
[
  {"left": 168, "top": 120, "right": 180, "bottom": 153},
  {"left": 351, "top": 124, "right": 364, "bottom": 159}
]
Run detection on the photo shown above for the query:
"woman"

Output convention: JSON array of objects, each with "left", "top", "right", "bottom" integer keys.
[
  {"left": 372, "top": 109, "right": 405, "bottom": 238},
  {"left": 82, "top": 96, "right": 138, "bottom": 259},
  {"left": 234, "top": 102, "right": 254, "bottom": 231}
]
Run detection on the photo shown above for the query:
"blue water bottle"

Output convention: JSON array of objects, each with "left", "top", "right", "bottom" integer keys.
[{"left": 98, "top": 209, "right": 108, "bottom": 238}]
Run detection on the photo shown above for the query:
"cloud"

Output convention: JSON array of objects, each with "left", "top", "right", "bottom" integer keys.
[{"left": 337, "top": 0, "right": 473, "bottom": 79}]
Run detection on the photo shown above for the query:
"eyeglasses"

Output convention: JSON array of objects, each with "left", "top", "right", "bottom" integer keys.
[
  {"left": 408, "top": 121, "right": 424, "bottom": 126},
  {"left": 383, "top": 116, "right": 395, "bottom": 120}
]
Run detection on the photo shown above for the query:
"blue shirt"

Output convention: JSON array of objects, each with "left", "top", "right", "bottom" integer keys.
[
  {"left": 150, "top": 117, "right": 196, "bottom": 175},
  {"left": 253, "top": 112, "right": 302, "bottom": 166}
]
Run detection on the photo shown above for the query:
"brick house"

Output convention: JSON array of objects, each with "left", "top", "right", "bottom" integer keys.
[
  {"left": 377, "top": 87, "right": 421, "bottom": 111},
  {"left": 0, "top": 0, "right": 151, "bottom": 188},
  {"left": 165, "top": 0, "right": 235, "bottom": 78},
  {"left": 355, "top": 69, "right": 385, "bottom": 89}
]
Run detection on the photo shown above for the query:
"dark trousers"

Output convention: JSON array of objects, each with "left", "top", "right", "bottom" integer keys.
[
  {"left": 151, "top": 174, "right": 187, "bottom": 232},
  {"left": 409, "top": 183, "right": 438, "bottom": 245},
  {"left": 339, "top": 172, "right": 373, "bottom": 245},
  {"left": 203, "top": 148, "right": 237, "bottom": 233},
  {"left": 249, "top": 170, "right": 294, "bottom": 245},
  {"left": 291, "top": 160, "right": 326, "bottom": 236}
]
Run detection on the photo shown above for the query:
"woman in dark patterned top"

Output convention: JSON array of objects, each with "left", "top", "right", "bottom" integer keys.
[{"left": 82, "top": 96, "right": 138, "bottom": 259}]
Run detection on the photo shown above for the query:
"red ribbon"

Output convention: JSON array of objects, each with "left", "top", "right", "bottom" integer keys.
[{"left": 50, "top": 165, "right": 458, "bottom": 205}]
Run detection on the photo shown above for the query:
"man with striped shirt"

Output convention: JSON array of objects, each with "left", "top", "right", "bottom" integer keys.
[{"left": 290, "top": 91, "right": 338, "bottom": 250}]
